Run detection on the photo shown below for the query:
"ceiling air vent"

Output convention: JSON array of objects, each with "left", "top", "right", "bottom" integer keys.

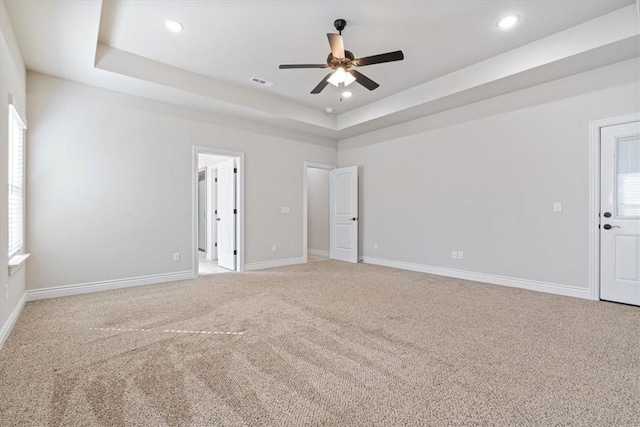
[{"left": 250, "top": 77, "right": 274, "bottom": 88}]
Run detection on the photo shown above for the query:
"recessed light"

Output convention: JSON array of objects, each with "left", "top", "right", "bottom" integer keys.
[
  {"left": 325, "top": 107, "right": 334, "bottom": 114},
  {"left": 341, "top": 91, "right": 352, "bottom": 98},
  {"left": 497, "top": 14, "right": 519, "bottom": 29},
  {"left": 164, "top": 19, "right": 183, "bottom": 32}
]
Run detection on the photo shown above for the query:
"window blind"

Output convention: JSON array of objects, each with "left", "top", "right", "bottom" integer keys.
[
  {"left": 8, "top": 105, "right": 26, "bottom": 258},
  {"left": 617, "top": 173, "right": 640, "bottom": 217}
]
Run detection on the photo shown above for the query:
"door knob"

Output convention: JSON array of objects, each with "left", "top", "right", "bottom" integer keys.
[
  {"left": 350, "top": 217, "right": 358, "bottom": 221},
  {"left": 603, "top": 212, "right": 612, "bottom": 218},
  {"left": 603, "top": 224, "right": 620, "bottom": 230},
  {"left": 216, "top": 218, "right": 221, "bottom": 222}
]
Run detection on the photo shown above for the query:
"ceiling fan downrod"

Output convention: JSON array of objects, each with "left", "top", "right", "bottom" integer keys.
[{"left": 334, "top": 19, "right": 346, "bottom": 35}]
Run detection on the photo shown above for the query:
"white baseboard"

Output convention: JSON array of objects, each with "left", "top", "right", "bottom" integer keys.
[
  {"left": 308, "top": 248, "right": 329, "bottom": 257},
  {"left": 26, "top": 271, "right": 194, "bottom": 302},
  {"left": 245, "top": 257, "right": 305, "bottom": 271},
  {"left": 362, "top": 257, "right": 592, "bottom": 300},
  {"left": 0, "top": 291, "right": 27, "bottom": 349}
]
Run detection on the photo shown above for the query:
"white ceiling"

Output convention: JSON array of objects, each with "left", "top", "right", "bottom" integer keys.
[
  {"left": 5, "top": 0, "right": 639, "bottom": 140},
  {"left": 99, "top": 0, "right": 633, "bottom": 112}
]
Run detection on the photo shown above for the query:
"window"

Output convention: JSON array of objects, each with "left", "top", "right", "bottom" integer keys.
[
  {"left": 8, "top": 104, "right": 26, "bottom": 258},
  {"left": 616, "top": 135, "right": 640, "bottom": 218}
]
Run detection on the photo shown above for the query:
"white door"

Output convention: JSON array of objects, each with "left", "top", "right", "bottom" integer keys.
[
  {"left": 217, "top": 158, "right": 236, "bottom": 271},
  {"left": 330, "top": 165, "right": 358, "bottom": 263},
  {"left": 197, "top": 171, "right": 206, "bottom": 252},
  {"left": 600, "top": 121, "right": 640, "bottom": 306},
  {"left": 206, "top": 168, "right": 218, "bottom": 260}
]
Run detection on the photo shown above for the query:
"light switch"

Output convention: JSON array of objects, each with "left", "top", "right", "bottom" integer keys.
[
  {"left": 281, "top": 207, "right": 290, "bottom": 214},
  {"left": 553, "top": 202, "right": 562, "bottom": 213}
]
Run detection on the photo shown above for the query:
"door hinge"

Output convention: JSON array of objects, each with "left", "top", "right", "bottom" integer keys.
[
  {"left": 233, "top": 168, "right": 237, "bottom": 173},
  {"left": 215, "top": 210, "right": 217, "bottom": 214},
  {"left": 215, "top": 178, "right": 218, "bottom": 182},
  {"left": 215, "top": 242, "right": 218, "bottom": 247},
  {"left": 233, "top": 250, "right": 237, "bottom": 255},
  {"left": 234, "top": 209, "right": 237, "bottom": 214}
]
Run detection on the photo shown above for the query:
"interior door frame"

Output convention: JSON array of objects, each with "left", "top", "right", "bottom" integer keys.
[
  {"left": 192, "top": 146, "right": 245, "bottom": 276},
  {"left": 588, "top": 112, "right": 640, "bottom": 301},
  {"left": 205, "top": 167, "right": 217, "bottom": 260},
  {"left": 197, "top": 167, "right": 207, "bottom": 253},
  {"left": 302, "top": 161, "right": 336, "bottom": 263}
]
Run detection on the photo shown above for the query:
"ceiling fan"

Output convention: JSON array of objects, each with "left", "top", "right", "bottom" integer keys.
[{"left": 279, "top": 19, "right": 404, "bottom": 94}]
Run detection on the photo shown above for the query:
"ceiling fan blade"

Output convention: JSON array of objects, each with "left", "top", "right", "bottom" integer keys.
[
  {"left": 353, "top": 50, "right": 404, "bottom": 67},
  {"left": 279, "top": 64, "right": 328, "bottom": 69},
  {"left": 327, "top": 33, "right": 345, "bottom": 59},
  {"left": 311, "top": 73, "right": 334, "bottom": 94},
  {"left": 350, "top": 70, "right": 379, "bottom": 91}
]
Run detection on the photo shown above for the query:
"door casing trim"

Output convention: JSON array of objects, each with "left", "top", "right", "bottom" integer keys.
[{"left": 588, "top": 112, "right": 640, "bottom": 301}]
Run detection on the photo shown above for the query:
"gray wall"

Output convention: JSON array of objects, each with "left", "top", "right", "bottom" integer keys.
[
  {"left": 307, "top": 168, "right": 329, "bottom": 253},
  {"left": 0, "top": 0, "right": 27, "bottom": 334},
  {"left": 26, "top": 73, "right": 337, "bottom": 290},
  {"left": 339, "top": 58, "right": 640, "bottom": 289}
]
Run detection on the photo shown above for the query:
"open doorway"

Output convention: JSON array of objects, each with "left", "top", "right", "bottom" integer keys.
[
  {"left": 193, "top": 146, "right": 244, "bottom": 276},
  {"left": 303, "top": 162, "right": 360, "bottom": 264},
  {"left": 303, "top": 162, "right": 333, "bottom": 263}
]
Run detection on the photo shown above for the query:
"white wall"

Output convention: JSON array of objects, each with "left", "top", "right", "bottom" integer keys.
[
  {"left": 339, "top": 58, "right": 640, "bottom": 290},
  {"left": 0, "top": 0, "right": 27, "bottom": 337},
  {"left": 17, "top": 47, "right": 640, "bottom": 300},
  {"left": 307, "top": 167, "right": 329, "bottom": 253},
  {"left": 26, "top": 73, "right": 337, "bottom": 290}
]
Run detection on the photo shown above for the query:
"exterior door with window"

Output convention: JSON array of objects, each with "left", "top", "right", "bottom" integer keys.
[{"left": 600, "top": 121, "right": 640, "bottom": 306}]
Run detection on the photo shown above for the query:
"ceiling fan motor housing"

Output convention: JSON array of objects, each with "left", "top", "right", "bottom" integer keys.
[{"left": 327, "top": 50, "right": 355, "bottom": 68}]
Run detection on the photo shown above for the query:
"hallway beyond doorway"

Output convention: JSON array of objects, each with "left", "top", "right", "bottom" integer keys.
[{"left": 199, "top": 251, "right": 231, "bottom": 275}]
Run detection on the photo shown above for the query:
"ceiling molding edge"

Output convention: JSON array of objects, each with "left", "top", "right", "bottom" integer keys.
[{"left": 338, "top": 5, "right": 640, "bottom": 131}]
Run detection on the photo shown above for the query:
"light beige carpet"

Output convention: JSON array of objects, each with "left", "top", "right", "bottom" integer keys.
[{"left": 1, "top": 260, "right": 639, "bottom": 426}]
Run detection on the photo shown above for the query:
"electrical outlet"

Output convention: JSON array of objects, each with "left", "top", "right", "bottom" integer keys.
[
  {"left": 272, "top": 244, "right": 277, "bottom": 252},
  {"left": 458, "top": 251, "right": 464, "bottom": 260},
  {"left": 173, "top": 252, "right": 180, "bottom": 262},
  {"left": 281, "top": 207, "right": 290, "bottom": 214},
  {"left": 374, "top": 242, "right": 378, "bottom": 250},
  {"left": 452, "top": 251, "right": 458, "bottom": 260},
  {"left": 553, "top": 202, "right": 562, "bottom": 213}
]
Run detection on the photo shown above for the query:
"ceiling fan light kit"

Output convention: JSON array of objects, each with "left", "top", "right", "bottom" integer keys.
[
  {"left": 327, "top": 67, "right": 355, "bottom": 87},
  {"left": 279, "top": 19, "right": 405, "bottom": 94}
]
